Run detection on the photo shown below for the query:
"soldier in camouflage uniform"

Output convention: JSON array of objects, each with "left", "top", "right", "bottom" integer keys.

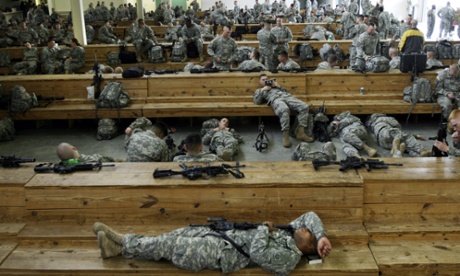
[
  {"left": 316, "top": 54, "right": 338, "bottom": 70},
  {"left": 173, "top": 133, "right": 223, "bottom": 162},
  {"left": 94, "top": 211, "right": 332, "bottom": 275},
  {"left": 191, "top": 0, "right": 200, "bottom": 12},
  {"left": 436, "top": 65, "right": 460, "bottom": 119},
  {"left": 18, "top": 21, "right": 38, "bottom": 45},
  {"left": 50, "top": 22, "right": 65, "bottom": 44},
  {"left": 254, "top": 74, "right": 314, "bottom": 148},
  {"left": 64, "top": 38, "right": 86, "bottom": 74},
  {"left": 434, "top": 109, "right": 460, "bottom": 156},
  {"left": 271, "top": 17, "right": 293, "bottom": 68},
  {"left": 98, "top": 21, "right": 119, "bottom": 44},
  {"left": 437, "top": 2, "right": 455, "bottom": 38},
  {"left": 41, "top": 38, "right": 63, "bottom": 74},
  {"left": 427, "top": 5, "right": 436, "bottom": 39},
  {"left": 163, "top": 22, "right": 181, "bottom": 43},
  {"left": 388, "top": 47, "right": 400, "bottom": 69},
  {"left": 126, "top": 122, "right": 173, "bottom": 162},
  {"left": 163, "top": 5, "right": 175, "bottom": 25},
  {"left": 56, "top": 142, "right": 114, "bottom": 163},
  {"left": 257, "top": 20, "right": 277, "bottom": 71},
  {"left": 36, "top": 22, "right": 49, "bottom": 46},
  {"left": 62, "top": 24, "right": 74, "bottom": 45},
  {"left": 348, "top": 15, "right": 367, "bottom": 67},
  {"left": 356, "top": 23, "right": 380, "bottom": 64},
  {"left": 12, "top": 42, "right": 38, "bottom": 75},
  {"left": 133, "top": 18, "right": 159, "bottom": 62},
  {"left": 329, "top": 111, "right": 378, "bottom": 157},
  {"left": 292, "top": 141, "right": 336, "bottom": 161},
  {"left": 426, "top": 51, "right": 443, "bottom": 69},
  {"left": 236, "top": 49, "right": 266, "bottom": 70},
  {"left": 109, "top": 2, "right": 117, "bottom": 20},
  {"left": 277, "top": 50, "right": 300, "bottom": 70},
  {"left": 207, "top": 25, "right": 237, "bottom": 70},
  {"left": 202, "top": 118, "right": 243, "bottom": 161},
  {"left": 199, "top": 21, "right": 214, "bottom": 41},
  {"left": 377, "top": 6, "right": 390, "bottom": 39},
  {"left": 116, "top": 4, "right": 130, "bottom": 21},
  {"left": 85, "top": 24, "right": 95, "bottom": 44},
  {"left": 181, "top": 17, "right": 204, "bottom": 62},
  {"left": 365, "top": 114, "right": 431, "bottom": 157},
  {"left": 340, "top": 11, "right": 356, "bottom": 39},
  {"left": 389, "top": 15, "right": 411, "bottom": 47}
]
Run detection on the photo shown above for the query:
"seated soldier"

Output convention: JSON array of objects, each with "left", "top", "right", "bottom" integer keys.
[
  {"left": 64, "top": 38, "right": 86, "bottom": 74},
  {"left": 133, "top": 18, "right": 158, "bottom": 62},
  {"left": 388, "top": 47, "right": 400, "bottom": 69},
  {"left": 98, "top": 21, "right": 119, "bottom": 44},
  {"left": 202, "top": 118, "right": 244, "bottom": 161},
  {"left": 277, "top": 50, "right": 300, "bottom": 70},
  {"left": 292, "top": 141, "right": 337, "bottom": 161},
  {"left": 125, "top": 121, "right": 175, "bottom": 162},
  {"left": 316, "top": 54, "right": 338, "bottom": 70},
  {"left": 236, "top": 49, "right": 266, "bottom": 71},
  {"left": 434, "top": 109, "right": 460, "bottom": 157},
  {"left": 56, "top": 142, "right": 115, "bottom": 163},
  {"left": 93, "top": 211, "right": 332, "bottom": 275},
  {"left": 12, "top": 42, "right": 39, "bottom": 75},
  {"left": 328, "top": 111, "right": 378, "bottom": 158},
  {"left": 365, "top": 113, "right": 431, "bottom": 157},
  {"left": 426, "top": 50, "right": 443, "bottom": 69},
  {"left": 173, "top": 132, "right": 223, "bottom": 162}
]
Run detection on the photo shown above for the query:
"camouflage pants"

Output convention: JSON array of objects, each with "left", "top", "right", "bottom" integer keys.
[
  {"left": 440, "top": 19, "right": 452, "bottom": 37},
  {"left": 42, "top": 61, "right": 63, "bottom": 74},
  {"left": 64, "top": 60, "right": 84, "bottom": 73},
  {"left": 123, "top": 227, "right": 224, "bottom": 271},
  {"left": 349, "top": 45, "right": 357, "bottom": 67},
  {"left": 212, "top": 135, "right": 239, "bottom": 157},
  {"left": 183, "top": 39, "right": 203, "bottom": 57},
  {"left": 99, "top": 36, "right": 117, "bottom": 44},
  {"left": 12, "top": 60, "right": 37, "bottom": 75},
  {"left": 340, "top": 125, "right": 367, "bottom": 156},
  {"left": 427, "top": 22, "right": 435, "bottom": 38},
  {"left": 259, "top": 51, "right": 275, "bottom": 71},
  {"left": 373, "top": 125, "right": 423, "bottom": 156},
  {"left": 134, "top": 39, "right": 155, "bottom": 57},
  {"left": 272, "top": 96, "right": 309, "bottom": 131},
  {"left": 437, "top": 95, "right": 458, "bottom": 119}
]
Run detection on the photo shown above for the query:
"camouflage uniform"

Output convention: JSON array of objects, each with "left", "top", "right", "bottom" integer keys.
[
  {"left": 126, "top": 129, "right": 171, "bottom": 162},
  {"left": 365, "top": 114, "right": 426, "bottom": 157},
  {"left": 435, "top": 69, "right": 460, "bottom": 118},
  {"left": 257, "top": 27, "right": 276, "bottom": 71},
  {"left": 18, "top": 27, "right": 38, "bottom": 45},
  {"left": 448, "top": 141, "right": 460, "bottom": 157},
  {"left": 340, "top": 11, "right": 356, "bottom": 39},
  {"left": 329, "top": 111, "right": 370, "bottom": 157},
  {"left": 356, "top": 30, "right": 380, "bottom": 59},
  {"left": 237, "top": 59, "right": 266, "bottom": 70},
  {"left": 207, "top": 35, "right": 237, "bottom": 70},
  {"left": 200, "top": 23, "right": 214, "bottom": 41},
  {"left": 277, "top": 58, "right": 300, "bottom": 70},
  {"left": 163, "top": 25, "right": 181, "bottom": 43},
  {"left": 253, "top": 86, "right": 309, "bottom": 132},
  {"left": 361, "top": 0, "right": 373, "bottom": 15},
  {"left": 426, "top": 58, "right": 443, "bottom": 69},
  {"left": 50, "top": 27, "right": 65, "bottom": 44},
  {"left": 36, "top": 26, "right": 49, "bottom": 45},
  {"left": 64, "top": 45, "right": 86, "bottom": 73},
  {"left": 86, "top": 25, "right": 95, "bottom": 44},
  {"left": 12, "top": 47, "right": 39, "bottom": 75},
  {"left": 98, "top": 25, "right": 118, "bottom": 44},
  {"left": 437, "top": 5, "right": 455, "bottom": 38},
  {"left": 79, "top": 153, "right": 114, "bottom": 163},
  {"left": 427, "top": 8, "right": 436, "bottom": 39},
  {"left": 122, "top": 211, "right": 326, "bottom": 275},
  {"left": 41, "top": 44, "right": 62, "bottom": 74},
  {"left": 116, "top": 6, "right": 130, "bottom": 21},
  {"left": 378, "top": 11, "right": 390, "bottom": 39},
  {"left": 133, "top": 25, "right": 159, "bottom": 59},
  {"left": 191, "top": 0, "right": 200, "bottom": 12},
  {"left": 181, "top": 22, "right": 203, "bottom": 57},
  {"left": 163, "top": 8, "right": 175, "bottom": 24},
  {"left": 173, "top": 152, "right": 223, "bottom": 162},
  {"left": 348, "top": 23, "right": 367, "bottom": 67},
  {"left": 292, "top": 141, "right": 336, "bottom": 161},
  {"left": 124, "top": 25, "right": 137, "bottom": 43},
  {"left": 348, "top": 1, "right": 358, "bottom": 15},
  {"left": 389, "top": 56, "right": 400, "bottom": 69},
  {"left": 202, "top": 129, "right": 243, "bottom": 160},
  {"left": 271, "top": 25, "right": 292, "bottom": 67},
  {"left": 316, "top": 61, "right": 333, "bottom": 70}
]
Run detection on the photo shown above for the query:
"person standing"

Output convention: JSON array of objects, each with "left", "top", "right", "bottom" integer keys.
[
  {"left": 426, "top": 5, "right": 436, "bottom": 39},
  {"left": 207, "top": 25, "right": 237, "bottom": 70}
]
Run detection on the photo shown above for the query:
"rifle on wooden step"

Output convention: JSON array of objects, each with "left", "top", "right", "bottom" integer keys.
[
  {"left": 313, "top": 156, "right": 403, "bottom": 172},
  {"left": 153, "top": 162, "right": 245, "bottom": 180},
  {"left": 34, "top": 161, "right": 114, "bottom": 174},
  {"left": 0, "top": 154, "right": 35, "bottom": 167}
]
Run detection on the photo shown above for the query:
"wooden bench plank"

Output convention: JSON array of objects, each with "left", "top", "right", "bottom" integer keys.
[{"left": 0, "top": 241, "right": 17, "bottom": 267}]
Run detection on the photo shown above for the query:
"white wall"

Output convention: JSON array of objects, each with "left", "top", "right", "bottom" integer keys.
[{"left": 49, "top": 0, "right": 155, "bottom": 14}]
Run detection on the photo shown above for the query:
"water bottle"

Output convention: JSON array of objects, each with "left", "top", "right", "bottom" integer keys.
[{"left": 360, "top": 87, "right": 364, "bottom": 95}]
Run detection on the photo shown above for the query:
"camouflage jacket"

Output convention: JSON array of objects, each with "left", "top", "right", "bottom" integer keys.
[
  {"left": 271, "top": 25, "right": 293, "bottom": 51},
  {"left": 173, "top": 152, "right": 223, "bottom": 162},
  {"left": 202, "top": 128, "right": 244, "bottom": 146},
  {"left": 41, "top": 44, "right": 61, "bottom": 65},
  {"left": 448, "top": 141, "right": 460, "bottom": 157},
  {"left": 435, "top": 69, "right": 460, "bottom": 96},
  {"left": 257, "top": 28, "right": 276, "bottom": 56},
  {"left": 68, "top": 46, "right": 86, "bottom": 66},
  {"left": 126, "top": 129, "right": 171, "bottom": 162},
  {"left": 181, "top": 23, "right": 202, "bottom": 41},
  {"left": 207, "top": 35, "right": 237, "bottom": 62},
  {"left": 79, "top": 153, "right": 114, "bottom": 163},
  {"left": 254, "top": 86, "right": 294, "bottom": 106},
  {"left": 23, "top": 47, "right": 39, "bottom": 61},
  {"left": 237, "top": 59, "right": 266, "bottom": 70},
  {"left": 356, "top": 31, "right": 380, "bottom": 58},
  {"left": 277, "top": 58, "right": 300, "bottom": 70}
]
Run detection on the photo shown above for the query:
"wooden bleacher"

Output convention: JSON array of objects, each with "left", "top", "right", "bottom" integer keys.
[
  {"left": 1, "top": 158, "right": 459, "bottom": 274},
  {"left": 0, "top": 70, "right": 441, "bottom": 121}
]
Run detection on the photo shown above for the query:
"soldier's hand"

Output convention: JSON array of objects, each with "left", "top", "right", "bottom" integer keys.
[
  {"left": 447, "top": 93, "right": 454, "bottom": 100},
  {"left": 317, "top": 237, "right": 332, "bottom": 258},
  {"left": 125, "top": 127, "right": 133, "bottom": 135},
  {"left": 434, "top": 141, "right": 448, "bottom": 152},
  {"left": 216, "top": 57, "right": 222, "bottom": 63}
]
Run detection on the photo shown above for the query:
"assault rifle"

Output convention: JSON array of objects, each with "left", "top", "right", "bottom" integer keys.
[
  {"left": 312, "top": 156, "right": 403, "bottom": 172},
  {"left": 190, "top": 217, "right": 293, "bottom": 232},
  {"left": 429, "top": 121, "right": 448, "bottom": 157},
  {"left": 254, "top": 122, "right": 269, "bottom": 152},
  {"left": 0, "top": 154, "right": 35, "bottom": 167},
  {"left": 190, "top": 67, "right": 220, "bottom": 74},
  {"left": 91, "top": 53, "right": 103, "bottom": 99},
  {"left": 34, "top": 161, "right": 115, "bottom": 174},
  {"left": 153, "top": 162, "right": 246, "bottom": 180},
  {"left": 35, "top": 95, "right": 65, "bottom": 107}
]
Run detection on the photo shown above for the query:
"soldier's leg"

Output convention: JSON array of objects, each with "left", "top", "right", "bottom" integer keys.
[
  {"left": 285, "top": 97, "right": 314, "bottom": 142},
  {"left": 341, "top": 131, "right": 364, "bottom": 150},
  {"left": 64, "top": 60, "right": 71, "bottom": 74},
  {"left": 28, "top": 61, "right": 38, "bottom": 74},
  {"left": 196, "top": 39, "right": 204, "bottom": 61},
  {"left": 342, "top": 142, "right": 360, "bottom": 157},
  {"left": 321, "top": 141, "right": 336, "bottom": 160},
  {"left": 437, "top": 95, "right": 453, "bottom": 119},
  {"left": 273, "top": 99, "right": 292, "bottom": 147},
  {"left": 12, "top": 61, "right": 27, "bottom": 74}
]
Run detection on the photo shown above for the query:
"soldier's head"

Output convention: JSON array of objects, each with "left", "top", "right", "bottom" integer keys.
[
  {"left": 426, "top": 50, "right": 435, "bottom": 59},
  {"left": 447, "top": 2, "right": 450, "bottom": 7},
  {"left": 138, "top": 18, "right": 145, "bottom": 27},
  {"left": 410, "top": 19, "right": 418, "bottom": 28},
  {"left": 57, "top": 142, "right": 80, "bottom": 161},
  {"left": 448, "top": 64, "right": 459, "bottom": 78},
  {"left": 105, "top": 20, "right": 111, "bottom": 27},
  {"left": 405, "top": 14, "right": 412, "bottom": 24},
  {"left": 389, "top": 47, "right": 399, "bottom": 58},
  {"left": 293, "top": 227, "right": 317, "bottom": 255},
  {"left": 20, "top": 21, "right": 27, "bottom": 29},
  {"left": 71, "top": 38, "right": 80, "bottom": 47},
  {"left": 356, "top": 14, "right": 364, "bottom": 23},
  {"left": 185, "top": 17, "right": 192, "bottom": 27},
  {"left": 221, "top": 25, "right": 232, "bottom": 38},
  {"left": 327, "top": 54, "right": 338, "bottom": 66},
  {"left": 218, "top": 118, "right": 229, "bottom": 129},
  {"left": 363, "top": 14, "right": 369, "bottom": 24},
  {"left": 448, "top": 109, "right": 460, "bottom": 135},
  {"left": 24, "top": 42, "right": 32, "bottom": 48},
  {"left": 277, "top": 50, "right": 289, "bottom": 63},
  {"left": 432, "top": 5, "right": 436, "bottom": 9},
  {"left": 184, "top": 133, "right": 203, "bottom": 154},
  {"left": 47, "top": 38, "right": 56, "bottom": 48},
  {"left": 151, "top": 122, "right": 168, "bottom": 139},
  {"left": 276, "top": 16, "right": 283, "bottom": 26},
  {"left": 251, "top": 49, "right": 260, "bottom": 60},
  {"left": 366, "top": 23, "right": 376, "bottom": 35}
]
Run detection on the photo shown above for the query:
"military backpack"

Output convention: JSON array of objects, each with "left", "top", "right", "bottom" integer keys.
[
  {"left": 234, "top": 46, "right": 254, "bottom": 64},
  {"left": 170, "top": 40, "right": 186, "bottom": 62},
  {"left": 0, "top": 116, "right": 15, "bottom": 141},
  {"left": 365, "top": 55, "right": 390, "bottom": 73},
  {"left": 451, "top": 44, "right": 460, "bottom": 59},
  {"left": 96, "top": 118, "right": 118, "bottom": 140},
  {"left": 9, "top": 85, "right": 37, "bottom": 113},
  {"left": 332, "top": 43, "right": 345, "bottom": 63},
  {"left": 0, "top": 51, "right": 11, "bottom": 67},
  {"left": 95, "top": 81, "right": 130, "bottom": 108},
  {"left": 403, "top": 77, "right": 435, "bottom": 123},
  {"left": 107, "top": 52, "right": 121, "bottom": 66},
  {"left": 296, "top": 43, "right": 314, "bottom": 61},
  {"left": 319, "top": 43, "right": 335, "bottom": 61},
  {"left": 148, "top": 45, "right": 166, "bottom": 63},
  {"left": 436, "top": 40, "right": 453, "bottom": 60}
]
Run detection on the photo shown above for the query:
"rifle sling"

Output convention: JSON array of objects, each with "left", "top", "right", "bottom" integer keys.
[{"left": 204, "top": 232, "right": 250, "bottom": 258}]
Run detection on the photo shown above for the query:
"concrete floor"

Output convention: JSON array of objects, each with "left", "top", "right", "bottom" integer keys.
[{"left": 0, "top": 114, "right": 447, "bottom": 163}]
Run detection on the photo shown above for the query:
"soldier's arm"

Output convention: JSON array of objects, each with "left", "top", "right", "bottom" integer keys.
[
  {"left": 202, "top": 130, "right": 216, "bottom": 145},
  {"left": 289, "top": 211, "right": 328, "bottom": 245},
  {"left": 230, "top": 129, "right": 244, "bottom": 143},
  {"left": 253, "top": 88, "right": 266, "bottom": 105},
  {"left": 128, "top": 117, "right": 153, "bottom": 133}
]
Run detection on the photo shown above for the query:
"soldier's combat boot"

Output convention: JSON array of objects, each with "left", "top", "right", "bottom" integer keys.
[
  {"left": 93, "top": 222, "right": 123, "bottom": 244},
  {"left": 199, "top": 55, "right": 204, "bottom": 62},
  {"left": 295, "top": 126, "right": 314, "bottom": 143},
  {"left": 399, "top": 142, "right": 406, "bottom": 155},
  {"left": 283, "top": 130, "right": 291, "bottom": 148},
  {"left": 97, "top": 231, "right": 122, "bottom": 259},
  {"left": 219, "top": 150, "right": 233, "bottom": 161},
  {"left": 363, "top": 144, "right": 377, "bottom": 157},
  {"left": 390, "top": 138, "right": 400, "bottom": 155},
  {"left": 420, "top": 148, "right": 432, "bottom": 157}
]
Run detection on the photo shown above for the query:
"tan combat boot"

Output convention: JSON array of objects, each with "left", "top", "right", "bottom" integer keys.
[
  {"left": 199, "top": 55, "right": 204, "bottom": 62},
  {"left": 97, "top": 231, "right": 122, "bottom": 259},
  {"left": 420, "top": 148, "right": 432, "bottom": 157},
  {"left": 283, "top": 130, "right": 291, "bottom": 148},
  {"left": 93, "top": 222, "right": 124, "bottom": 244},
  {"left": 295, "top": 126, "right": 314, "bottom": 143},
  {"left": 363, "top": 145, "right": 377, "bottom": 157},
  {"left": 399, "top": 142, "right": 406, "bottom": 155},
  {"left": 390, "top": 138, "right": 400, "bottom": 155}
]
